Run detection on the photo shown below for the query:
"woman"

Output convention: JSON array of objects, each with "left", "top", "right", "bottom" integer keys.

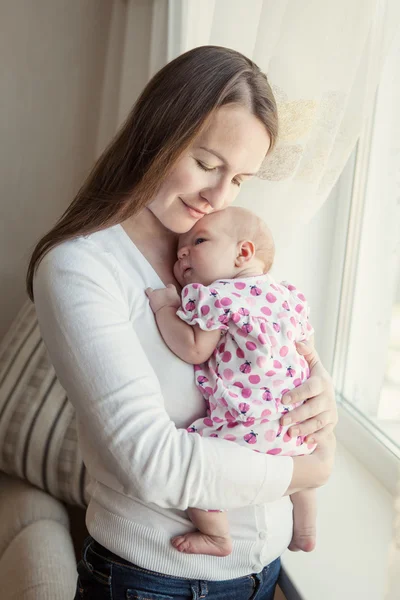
[{"left": 27, "top": 46, "right": 337, "bottom": 600}]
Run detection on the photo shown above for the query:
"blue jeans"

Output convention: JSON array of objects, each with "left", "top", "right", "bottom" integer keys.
[{"left": 74, "top": 536, "right": 281, "bottom": 599}]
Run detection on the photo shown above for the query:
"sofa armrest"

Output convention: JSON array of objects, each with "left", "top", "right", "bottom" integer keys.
[{"left": 0, "top": 473, "right": 77, "bottom": 599}]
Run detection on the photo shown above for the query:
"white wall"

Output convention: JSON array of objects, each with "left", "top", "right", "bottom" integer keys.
[
  {"left": 0, "top": 0, "right": 155, "bottom": 340},
  {"left": 0, "top": 1, "right": 111, "bottom": 338}
]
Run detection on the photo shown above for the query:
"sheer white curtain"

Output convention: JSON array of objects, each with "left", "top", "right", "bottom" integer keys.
[{"left": 167, "top": 0, "right": 400, "bottom": 241}]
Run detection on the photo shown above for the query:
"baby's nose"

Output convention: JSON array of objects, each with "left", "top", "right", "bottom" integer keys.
[{"left": 177, "top": 246, "right": 189, "bottom": 259}]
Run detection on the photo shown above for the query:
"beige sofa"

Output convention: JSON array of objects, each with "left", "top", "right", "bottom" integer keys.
[{"left": 0, "top": 472, "right": 84, "bottom": 599}]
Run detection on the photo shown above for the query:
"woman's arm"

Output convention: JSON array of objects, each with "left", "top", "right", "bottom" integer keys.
[{"left": 34, "top": 241, "right": 306, "bottom": 511}]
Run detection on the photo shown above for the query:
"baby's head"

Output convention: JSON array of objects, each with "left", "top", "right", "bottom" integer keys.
[{"left": 174, "top": 207, "right": 275, "bottom": 287}]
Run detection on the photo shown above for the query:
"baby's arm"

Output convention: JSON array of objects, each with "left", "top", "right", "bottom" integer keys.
[{"left": 146, "top": 285, "right": 221, "bottom": 364}]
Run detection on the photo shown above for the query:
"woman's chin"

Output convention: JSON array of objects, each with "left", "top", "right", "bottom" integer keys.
[{"left": 167, "top": 219, "right": 200, "bottom": 235}]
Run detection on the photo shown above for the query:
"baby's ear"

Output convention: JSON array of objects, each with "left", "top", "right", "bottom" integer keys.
[{"left": 235, "top": 240, "right": 255, "bottom": 266}]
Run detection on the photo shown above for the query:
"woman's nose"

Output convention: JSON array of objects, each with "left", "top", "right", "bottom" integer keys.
[{"left": 200, "top": 177, "right": 234, "bottom": 210}]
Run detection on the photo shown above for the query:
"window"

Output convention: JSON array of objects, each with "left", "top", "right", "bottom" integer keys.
[{"left": 332, "top": 26, "right": 400, "bottom": 490}]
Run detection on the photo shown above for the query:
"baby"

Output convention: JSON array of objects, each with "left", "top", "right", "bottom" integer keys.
[{"left": 146, "top": 207, "right": 317, "bottom": 557}]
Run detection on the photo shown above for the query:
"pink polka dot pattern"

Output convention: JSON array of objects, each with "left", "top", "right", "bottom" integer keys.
[
  {"left": 273, "top": 379, "right": 284, "bottom": 387},
  {"left": 223, "top": 369, "right": 234, "bottom": 380},
  {"left": 264, "top": 429, "right": 276, "bottom": 442},
  {"left": 256, "top": 356, "right": 267, "bottom": 368},
  {"left": 176, "top": 276, "right": 315, "bottom": 457},
  {"left": 220, "top": 297, "right": 232, "bottom": 306},
  {"left": 245, "top": 341, "right": 257, "bottom": 351}
]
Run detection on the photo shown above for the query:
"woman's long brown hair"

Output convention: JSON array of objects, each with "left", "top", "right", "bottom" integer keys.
[{"left": 26, "top": 45, "right": 278, "bottom": 300}]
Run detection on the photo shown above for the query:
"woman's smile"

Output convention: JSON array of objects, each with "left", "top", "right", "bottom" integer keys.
[{"left": 180, "top": 198, "right": 210, "bottom": 219}]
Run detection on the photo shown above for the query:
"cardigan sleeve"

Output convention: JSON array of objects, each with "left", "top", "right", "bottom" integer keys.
[{"left": 33, "top": 240, "right": 293, "bottom": 511}]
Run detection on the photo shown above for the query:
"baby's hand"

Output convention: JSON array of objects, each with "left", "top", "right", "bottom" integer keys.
[{"left": 145, "top": 284, "right": 181, "bottom": 313}]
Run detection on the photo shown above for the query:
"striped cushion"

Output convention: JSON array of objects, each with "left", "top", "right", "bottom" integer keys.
[{"left": 0, "top": 301, "right": 89, "bottom": 507}]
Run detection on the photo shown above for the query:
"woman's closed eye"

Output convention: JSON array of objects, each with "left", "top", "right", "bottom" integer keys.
[
  {"left": 195, "top": 160, "right": 241, "bottom": 187},
  {"left": 196, "top": 160, "right": 215, "bottom": 173}
]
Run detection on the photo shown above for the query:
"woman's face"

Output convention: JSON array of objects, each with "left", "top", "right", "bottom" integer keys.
[{"left": 148, "top": 104, "right": 271, "bottom": 234}]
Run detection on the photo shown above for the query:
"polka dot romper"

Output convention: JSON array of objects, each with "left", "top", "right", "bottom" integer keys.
[{"left": 177, "top": 274, "right": 316, "bottom": 456}]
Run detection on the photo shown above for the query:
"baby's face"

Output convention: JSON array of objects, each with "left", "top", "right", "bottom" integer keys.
[{"left": 174, "top": 212, "right": 239, "bottom": 287}]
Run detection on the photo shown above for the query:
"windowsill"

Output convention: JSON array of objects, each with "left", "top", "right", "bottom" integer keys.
[
  {"left": 279, "top": 441, "right": 394, "bottom": 600},
  {"left": 372, "top": 418, "right": 400, "bottom": 448}
]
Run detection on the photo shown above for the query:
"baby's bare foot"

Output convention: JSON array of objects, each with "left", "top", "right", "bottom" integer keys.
[
  {"left": 171, "top": 532, "right": 232, "bottom": 556},
  {"left": 288, "top": 525, "right": 316, "bottom": 553}
]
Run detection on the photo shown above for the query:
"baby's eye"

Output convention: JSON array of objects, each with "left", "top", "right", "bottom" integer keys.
[
  {"left": 232, "top": 178, "right": 242, "bottom": 187},
  {"left": 194, "top": 238, "right": 206, "bottom": 245}
]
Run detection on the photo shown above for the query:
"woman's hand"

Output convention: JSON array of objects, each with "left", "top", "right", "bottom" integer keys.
[
  {"left": 286, "top": 432, "right": 336, "bottom": 495},
  {"left": 280, "top": 340, "right": 338, "bottom": 444}
]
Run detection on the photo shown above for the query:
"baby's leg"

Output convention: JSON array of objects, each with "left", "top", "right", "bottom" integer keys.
[
  {"left": 288, "top": 489, "right": 317, "bottom": 552},
  {"left": 172, "top": 508, "right": 232, "bottom": 556}
]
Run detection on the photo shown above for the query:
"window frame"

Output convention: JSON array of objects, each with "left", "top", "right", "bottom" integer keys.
[{"left": 332, "top": 71, "right": 400, "bottom": 494}]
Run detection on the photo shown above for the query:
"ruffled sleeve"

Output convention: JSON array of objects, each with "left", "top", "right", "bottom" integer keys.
[
  {"left": 281, "top": 281, "right": 314, "bottom": 341},
  {"left": 177, "top": 282, "right": 234, "bottom": 332}
]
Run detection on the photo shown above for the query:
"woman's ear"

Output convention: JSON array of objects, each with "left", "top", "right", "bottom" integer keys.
[{"left": 235, "top": 240, "right": 256, "bottom": 267}]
